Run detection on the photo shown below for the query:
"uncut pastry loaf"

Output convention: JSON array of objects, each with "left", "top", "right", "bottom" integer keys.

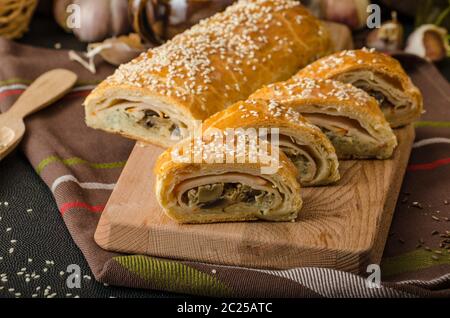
[{"left": 84, "top": 0, "right": 332, "bottom": 148}]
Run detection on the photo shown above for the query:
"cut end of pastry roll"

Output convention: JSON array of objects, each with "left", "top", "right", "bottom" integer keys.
[
  {"left": 84, "top": 84, "right": 196, "bottom": 147},
  {"left": 250, "top": 77, "right": 398, "bottom": 160},
  {"left": 83, "top": 0, "right": 332, "bottom": 148},
  {"left": 296, "top": 48, "right": 424, "bottom": 128},
  {"left": 155, "top": 137, "right": 302, "bottom": 224},
  {"left": 203, "top": 100, "right": 340, "bottom": 187}
]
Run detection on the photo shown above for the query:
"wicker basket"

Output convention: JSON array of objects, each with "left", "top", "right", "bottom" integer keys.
[{"left": 0, "top": 0, "right": 38, "bottom": 39}]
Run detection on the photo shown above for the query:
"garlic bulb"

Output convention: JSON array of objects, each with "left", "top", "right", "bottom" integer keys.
[
  {"left": 129, "top": 0, "right": 234, "bottom": 45},
  {"left": 366, "top": 11, "right": 404, "bottom": 52},
  {"left": 405, "top": 24, "right": 450, "bottom": 62},
  {"left": 53, "top": 0, "right": 131, "bottom": 42},
  {"left": 320, "top": 0, "right": 370, "bottom": 30}
]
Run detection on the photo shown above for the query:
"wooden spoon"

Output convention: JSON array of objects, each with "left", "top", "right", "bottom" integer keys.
[{"left": 0, "top": 69, "right": 78, "bottom": 161}]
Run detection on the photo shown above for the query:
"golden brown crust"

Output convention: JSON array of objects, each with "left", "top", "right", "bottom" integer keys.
[
  {"left": 202, "top": 99, "right": 340, "bottom": 186},
  {"left": 154, "top": 138, "right": 299, "bottom": 183},
  {"left": 154, "top": 137, "right": 302, "bottom": 223},
  {"left": 250, "top": 77, "right": 387, "bottom": 128},
  {"left": 84, "top": 0, "right": 332, "bottom": 147},
  {"left": 249, "top": 77, "right": 398, "bottom": 159},
  {"left": 295, "top": 49, "right": 424, "bottom": 127}
]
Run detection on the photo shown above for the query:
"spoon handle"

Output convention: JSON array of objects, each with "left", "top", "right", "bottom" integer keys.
[{"left": 8, "top": 69, "right": 78, "bottom": 119}]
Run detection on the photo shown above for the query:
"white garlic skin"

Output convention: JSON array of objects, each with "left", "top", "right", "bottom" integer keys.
[{"left": 405, "top": 24, "right": 450, "bottom": 62}]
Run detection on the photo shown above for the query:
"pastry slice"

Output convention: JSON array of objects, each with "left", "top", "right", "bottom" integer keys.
[
  {"left": 155, "top": 137, "right": 302, "bottom": 224},
  {"left": 203, "top": 100, "right": 340, "bottom": 186},
  {"left": 296, "top": 49, "right": 424, "bottom": 128},
  {"left": 250, "top": 77, "right": 398, "bottom": 159}
]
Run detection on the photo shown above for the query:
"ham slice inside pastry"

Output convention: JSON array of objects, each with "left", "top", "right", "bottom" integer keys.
[
  {"left": 175, "top": 173, "right": 283, "bottom": 215},
  {"left": 278, "top": 136, "right": 319, "bottom": 184},
  {"left": 335, "top": 71, "right": 418, "bottom": 127},
  {"left": 299, "top": 112, "right": 383, "bottom": 159},
  {"left": 90, "top": 97, "right": 191, "bottom": 146}
]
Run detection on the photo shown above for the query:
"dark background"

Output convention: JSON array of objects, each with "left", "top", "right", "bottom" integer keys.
[{"left": 0, "top": 2, "right": 449, "bottom": 298}]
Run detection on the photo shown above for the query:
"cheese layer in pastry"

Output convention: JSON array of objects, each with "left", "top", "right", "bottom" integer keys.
[
  {"left": 84, "top": 0, "right": 331, "bottom": 148},
  {"left": 155, "top": 138, "right": 302, "bottom": 224},
  {"left": 250, "top": 77, "right": 398, "bottom": 159},
  {"left": 296, "top": 49, "right": 423, "bottom": 128},
  {"left": 203, "top": 99, "right": 340, "bottom": 186}
]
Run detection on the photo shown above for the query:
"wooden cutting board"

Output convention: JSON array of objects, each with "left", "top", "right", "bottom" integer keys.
[{"left": 95, "top": 126, "right": 415, "bottom": 272}]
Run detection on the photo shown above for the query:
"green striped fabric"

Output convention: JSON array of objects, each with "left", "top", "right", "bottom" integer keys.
[
  {"left": 114, "top": 255, "right": 233, "bottom": 297},
  {"left": 36, "top": 155, "right": 126, "bottom": 175}
]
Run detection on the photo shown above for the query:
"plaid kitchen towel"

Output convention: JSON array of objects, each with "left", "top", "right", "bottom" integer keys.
[{"left": 0, "top": 39, "right": 449, "bottom": 298}]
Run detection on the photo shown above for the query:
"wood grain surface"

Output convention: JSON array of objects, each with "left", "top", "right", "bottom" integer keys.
[{"left": 95, "top": 126, "right": 415, "bottom": 272}]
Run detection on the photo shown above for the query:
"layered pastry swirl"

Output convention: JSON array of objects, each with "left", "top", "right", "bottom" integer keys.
[
  {"left": 250, "top": 77, "right": 398, "bottom": 159},
  {"left": 203, "top": 99, "right": 340, "bottom": 186},
  {"left": 155, "top": 137, "right": 302, "bottom": 224},
  {"left": 296, "top": 49, "right": 424, "bottom": 128}
]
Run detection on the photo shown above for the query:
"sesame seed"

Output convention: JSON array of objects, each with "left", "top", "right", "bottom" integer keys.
[{"left": 103, "top": 0, "right": 311, "bottom": 117}]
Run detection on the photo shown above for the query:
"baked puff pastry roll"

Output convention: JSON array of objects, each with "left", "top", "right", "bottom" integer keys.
[
  {"left": 250, "top": 77, "right": 398, "bottom": 159},
  {"left": 296, "top": 49, "right": 424, "bottom": 128},
  {"left": 203, "top": 100, "right": 340, "bottom": 186},
  {"left": 155, "top": 137, "right": 302, "bottom": 224},
  {"left": 84, "top": 0, "right": 332, "bottom": 148}
]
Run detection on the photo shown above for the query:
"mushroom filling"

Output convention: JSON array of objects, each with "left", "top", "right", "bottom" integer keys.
[
  {"left": 182, "top": 183, "right": 276, "bottom": 211},
  {"left": 356, "top": 88, "right": 409, "bottom": 115},
  {"left": 281, "top": 147, "right": 316, "bottom": 180},
  {"left": 302, "top": 112, "right": 379, "bottom": 157},
  {"left": 124, "top": 107, "right": 182, "bottom": 138}
]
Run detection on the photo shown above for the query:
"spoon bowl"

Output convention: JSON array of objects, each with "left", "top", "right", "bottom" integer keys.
[
  {"left": 0, "top": 116, "right": 25, "bottom": 161},
  {"left": 0, "top": 69, "right": 77, "bottom": 161}
]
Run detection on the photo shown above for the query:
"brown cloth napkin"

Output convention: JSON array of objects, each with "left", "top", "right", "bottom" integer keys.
[{"left": 0, "top": 39, "right": 449, "bottom": 298}]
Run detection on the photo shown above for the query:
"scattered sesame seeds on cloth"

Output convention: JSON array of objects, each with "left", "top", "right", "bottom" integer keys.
[{"left": 0, "top": 39, "right": 449, "bottom": 298}]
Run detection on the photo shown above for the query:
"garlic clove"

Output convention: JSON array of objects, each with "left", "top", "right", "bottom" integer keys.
[
  {"left": 73, "top": 0, "right": 111, "bottom": 43},
  {"left": 321, "top": 0, "right": 370, "bottom": 30},
  {"left": 53, "top": 0, "right": 74, "bottom": 32},
  {"left": 110, "top": 0, "right": 132, "bottom": 37},
  {"left": 88, "top": 34, "right": 147, "bottom": 66},
  {"left": 405, "top": 24, "right": 450, "bottom": 62},
  {"left": 366, "top": 11, "right": 404, "bottom": 52}
]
